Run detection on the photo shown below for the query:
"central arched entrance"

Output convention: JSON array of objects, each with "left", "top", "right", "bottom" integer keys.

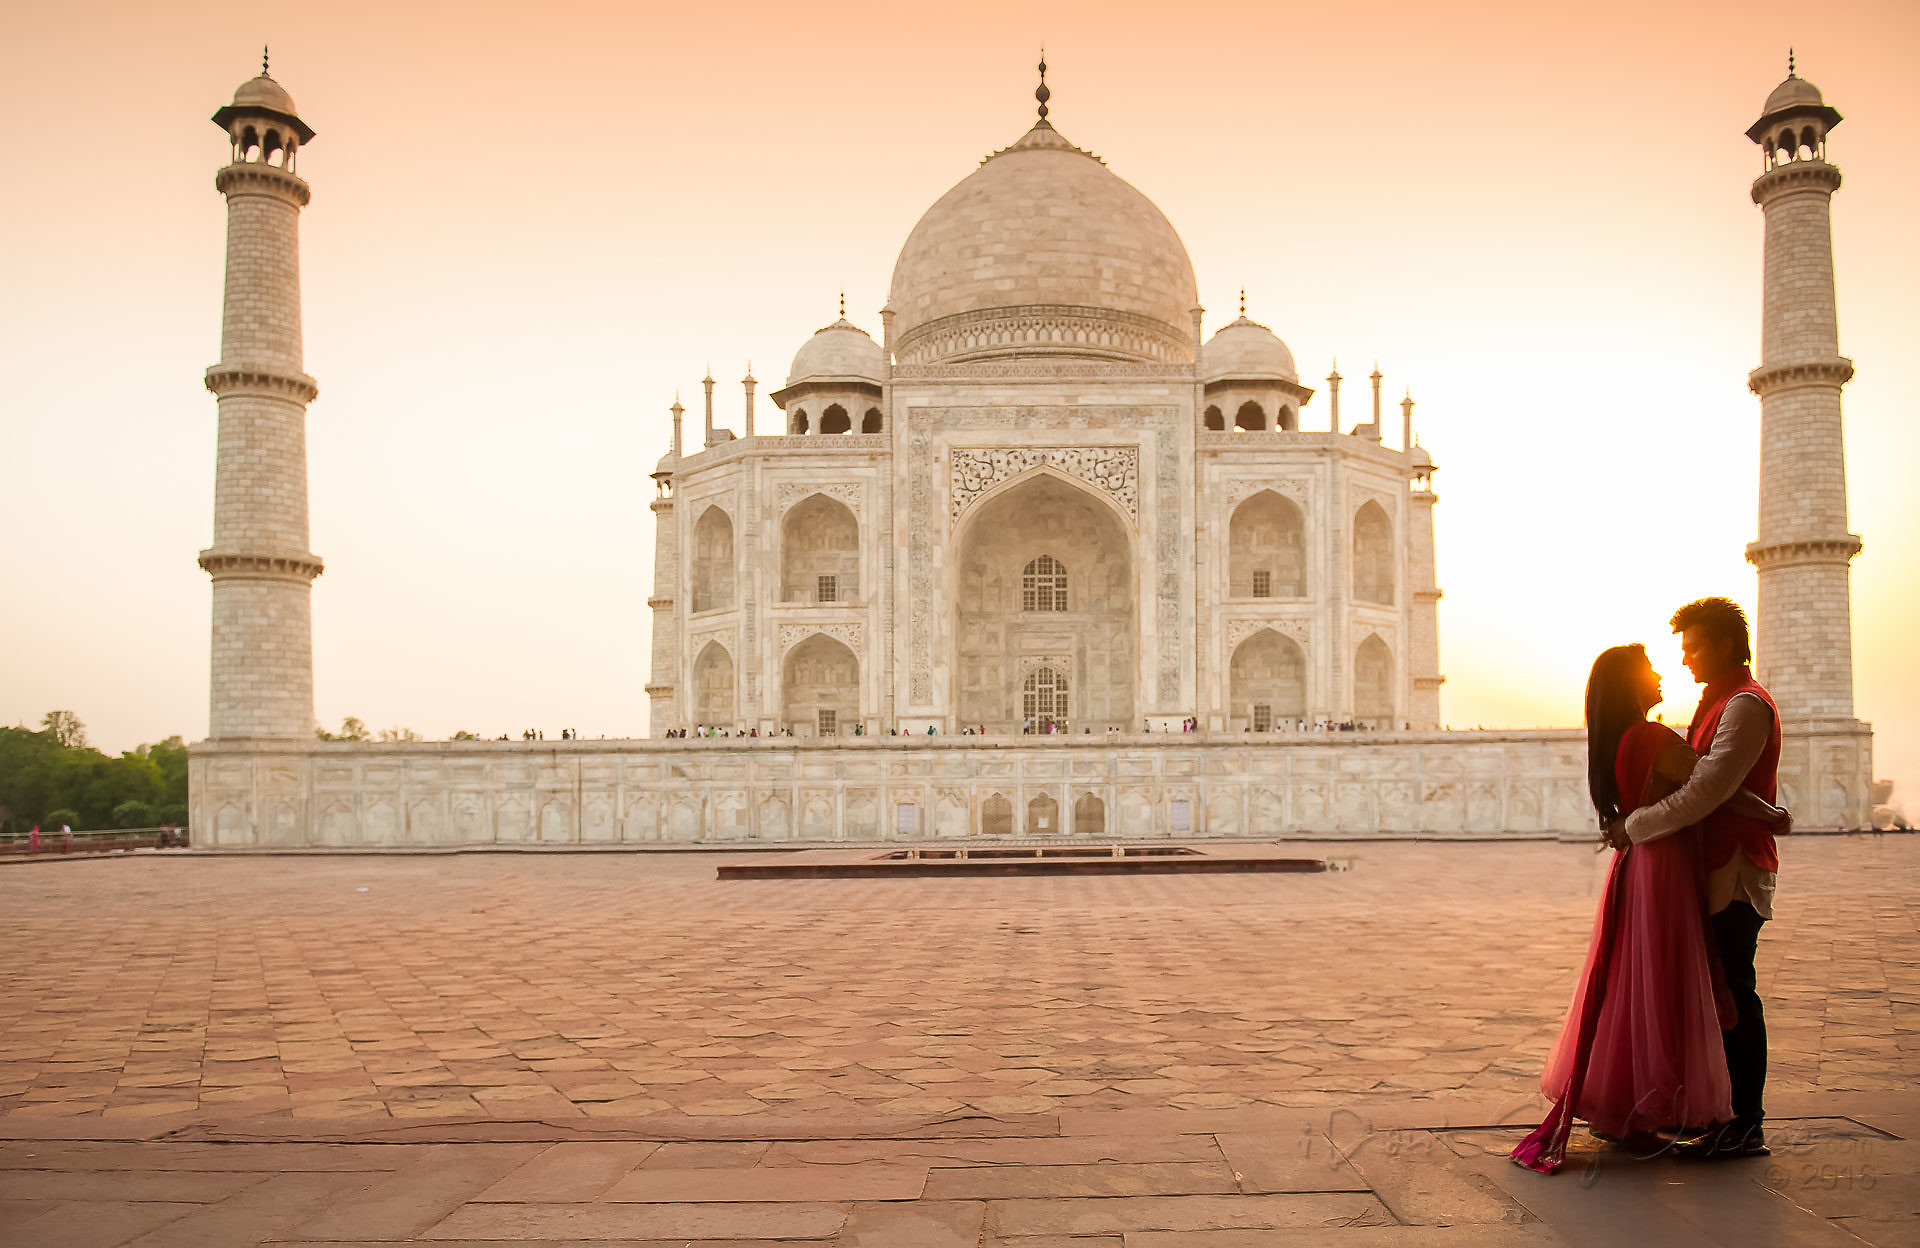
[{"left": 953, "top": 472, "right": 1135, "bottom": 733}]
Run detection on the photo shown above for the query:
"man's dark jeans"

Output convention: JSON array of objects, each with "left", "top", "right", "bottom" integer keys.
[{"left": 1712, "top": 899, "right": 1768, "bottom": 1132}]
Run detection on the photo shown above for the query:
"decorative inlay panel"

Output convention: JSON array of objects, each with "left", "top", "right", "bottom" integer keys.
[
  {"left": 778, "top": 622, "right": 864, "bottom": 655},
  {"left": 1225, "top": 476, "right": 1311, "bottom": 508},
  {"left": 1226, "top": 617, "right": 1311, "bottom": 652},
  {"left": 949, "top": 447, "right": 1139, "bottom": 529},
  {"left": 777, "top": 482, "right": 863, "bottom": 518}
]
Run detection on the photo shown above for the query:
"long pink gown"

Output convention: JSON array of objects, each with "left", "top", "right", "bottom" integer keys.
[{"left": 1512, "top": 720, "right": 1734, "bottom": 1173}]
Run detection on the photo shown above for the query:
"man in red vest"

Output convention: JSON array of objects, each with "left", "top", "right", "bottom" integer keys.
[{"left": 1604, "top": 597, "right": 1788, "bottom": 1157}]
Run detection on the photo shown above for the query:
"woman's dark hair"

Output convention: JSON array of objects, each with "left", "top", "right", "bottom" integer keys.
[{"left": 1586, "top": 643, "right": 1650, "bottom": 821}]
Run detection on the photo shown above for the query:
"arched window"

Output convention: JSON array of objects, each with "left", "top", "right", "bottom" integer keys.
[
  {"left": 1204, "top": 405, "right": 1225, "bottom": 431},
  {"left": 1277, "top": 406, "right": 1296, "bottom": 432},
  {"left": 980, "top": 793, "right": 1013, "bottom": 837},
  {"left": 693, "top": 641, "right": 736, "bottom": 726},
  {"left": 1023, "top": 665, "right": 1069, "bottom": 725},
  {"left": 821, "top": 404, "right": 851, "bottom": 435},
  {"left": 790, "top": 408, "right": 810, "bottom": 435},
  {"left": 781, "top": 634, "right": 858, "bottom": 736},
  {"left": 1229, "top": 491, "right": 1306, "bottom": 598},
  {"left": 1352, "top": 501, "right": 1395, "bottom": 606},
  {"left": 1022, "top": 555, "right": 1068, "bottom": 612},
  {"left": 1355, "top": 635, "right": 1393, "bottom": 728},
  {"left": 1027, "top": 792, "right": 1060, "bottom": 835},
  {"left": 1074, "top": 793, "right": 1106, "bottom": 836},
  {"left": 781, "top": 493, "right": 859, "bottom": 603},
  {"left": 1230, "top": 629, "right": 1306, "bottom": 729},
  {"left": 1235, "top": 401, "right": 1266, "bottom": 431},
  {"left": 861, "top": 407, "right": 882, "bottom": 433},
  {"left": 691, "top": 507, "right": 735, "bottom": 613}
]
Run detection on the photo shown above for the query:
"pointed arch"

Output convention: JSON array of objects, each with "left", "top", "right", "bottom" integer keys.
[
  {"left": 1027, "top": 792, "right": 1060, "bottom": 835},
  {"left": 820, "top": 403, "right": 851, "bottom": 435},
  {"left": 1235, "top": 400, "right": 1267, "bottom": 431},
  {"left": 790, "top": 407, "right": 810, "bottom": 435},
  {"left": 781, "top": 633, "right": 858, "bottom": 736},
  {"left": 1230, "top": 629, "right": 1306, "bottom": 729},
  {"left": 1230, "top": 490, "right": 1306, "bottom": 599},
  {"left": 691, "top": 506, "right": 735, "bottom": 612},
  {"left": 692, "top": 640, "right": 736, "bottom": 726},
  {"left": 954, "top": 471, "right": 1135, "bottom": 732},
  {"left": 1204, "top": 404, "right": 1225, "bottom": 431},
  {"left": 1074, "top": 792, "right": 1106, "bottom": 836},
  {"left": 980, "top": 793, "right": 1013, "bottom": 837},
  {"left": 1355, "top": 633, "right": 1393, "bottom": 728},
  {"left": 781, "top": 493, "right": 859, "bottom": 603},
  {"left": 1352, "top": 500, "right": 1395, "bottom": 606},
  {"left": 862, "top": 407, "right": 883, "bottom": 433}
]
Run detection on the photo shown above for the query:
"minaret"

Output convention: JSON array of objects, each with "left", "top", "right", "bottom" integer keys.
[
  {"left": 201, "top": 55, "right": 323, "bottom": 739},
  {"left": 1744, "top": 59, "right": 1861, "bottom": 721},
  {"left": 647, "top": 398, "right": 683, "bottom": 734},
  {"left": 1326, "top": 362, "right": 1341, "bottom": 432},
  {"left": 742, "top": 363, "right": 757, "bottom": 437},
  {"left": 1401, "top": 390, "right": 1414, "bottom": 452}
]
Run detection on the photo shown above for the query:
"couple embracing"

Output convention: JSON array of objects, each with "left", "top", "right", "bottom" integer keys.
[{"left": 1515, "top": 597, "right": 1789, "bottom": 1174}]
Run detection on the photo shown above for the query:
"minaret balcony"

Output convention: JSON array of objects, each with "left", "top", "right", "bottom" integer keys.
[
  {"left": 198, "top": 547, "right": 325, "bottom": 584},
  {"left": 1747, "top": 357, "right": 1854, "bottom": 396},
  {"left": 214, "top": 161, "right": 311, "bottom": 205},
  {"left": 205, "top": 365, "right": 319, "bottom": 403},
  {"left": 1745, "top": 536, "right": 1863, "bottom": 570}
]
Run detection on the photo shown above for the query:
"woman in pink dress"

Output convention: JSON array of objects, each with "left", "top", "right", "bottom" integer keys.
[{"left": 1513, "top": 643, "right": 1785, "bottom": 1174}]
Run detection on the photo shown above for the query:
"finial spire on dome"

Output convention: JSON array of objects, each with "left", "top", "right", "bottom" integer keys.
[
  {"left": 839, "top": 289, "right": 846, "bottom": 318},
  {"left": 1238, "top": 289, "right": 1246, "bottom": 316},
  {"left": 262, "top": 45, "right": 270, "bottom": 76},
  {"left": 1035, "top": 48, "right": 1052, "bottom": 128},
  {"left": 1788, "top": 47, "right": 1796, "bottom": 77}
]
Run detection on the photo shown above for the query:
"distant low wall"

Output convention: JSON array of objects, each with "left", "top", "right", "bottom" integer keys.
[{"left": 185, "top": 722, "right": 1873, "bottom": 849}]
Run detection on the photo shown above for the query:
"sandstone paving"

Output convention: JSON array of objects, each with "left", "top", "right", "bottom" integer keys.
[{"left": 0, "top": 835, "right": 1912, "bottom": 1243}]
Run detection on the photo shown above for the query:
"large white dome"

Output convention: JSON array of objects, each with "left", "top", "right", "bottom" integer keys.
[{"left": 886, "top": 123, "right": 1198, "bottom": 366}]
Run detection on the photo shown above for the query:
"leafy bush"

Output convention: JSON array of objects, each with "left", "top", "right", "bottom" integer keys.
[
  {"left": 112, "top": 800, "right": 156, "bottom": 829},
  {"left": 156, "top": 804, "right": 189, "bottom": 828},
  {"left": 43, "top": 808, "right": 81, "bottom": 831}
]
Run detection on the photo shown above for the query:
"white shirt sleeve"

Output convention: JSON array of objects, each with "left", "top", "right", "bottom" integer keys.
[{"left": 1623, "top": 693, "right": 1771, "bottom": 845}]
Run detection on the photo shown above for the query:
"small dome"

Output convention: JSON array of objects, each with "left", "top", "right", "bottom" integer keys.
[
  {"left": 786, "top": 318, "right": 885, "bottom": 385},
  {"left": 1202, "top": 316, "right": 1297, "bottom": 382},
  {"left": 653, "top": 450, "right": 677, "bottom": 477},
  {"left": 1763, "top": 74, "right": 1824, "bottom": 114},
  {"left": 1409, "top": 444, "right": 1434, "bottom": 469},
  {"left": 232, "top": 73, "right": 298, "bottom": 116}
]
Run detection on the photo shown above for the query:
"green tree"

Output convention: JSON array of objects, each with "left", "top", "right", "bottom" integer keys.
[
  {"left": 316, "top": 717, "right": 373, "bottom": 742},
  {"left": 112, "top": 800, "right": 156, "bottom": 828},
  {"left": 41, "top": 710, "right": 86, "bottom": 749},
  {"left": 450, "top": 730, "right": 479, "bottom": 740}
]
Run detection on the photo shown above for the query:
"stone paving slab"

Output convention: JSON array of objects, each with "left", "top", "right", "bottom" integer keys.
[{"left": 0, "top": 836, "right": 1912, "bottom": 1243}]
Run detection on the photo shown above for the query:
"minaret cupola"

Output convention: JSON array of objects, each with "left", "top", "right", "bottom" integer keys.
[
  {"left": 1747, "top": 52, "right": 1841, "bottom": 170},
  {"left": 213, "top": 49, "right": 314, "bottom": 169}
]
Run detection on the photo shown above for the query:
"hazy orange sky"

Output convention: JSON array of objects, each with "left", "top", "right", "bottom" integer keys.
[{"left": 3, "top": 1, "right": 1916, "bottom": 808}]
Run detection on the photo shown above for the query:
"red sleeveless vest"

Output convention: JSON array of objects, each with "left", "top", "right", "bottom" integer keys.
[{"left": 1687, "top": 666, "right": 1781, "bottom": 873}]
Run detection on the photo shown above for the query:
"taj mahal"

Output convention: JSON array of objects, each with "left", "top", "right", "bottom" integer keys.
[{"left": 187, "top": 58, "right": 1874, "bottom": 846}]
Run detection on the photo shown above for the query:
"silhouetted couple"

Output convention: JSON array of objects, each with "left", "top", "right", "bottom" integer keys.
[{"left": 1515, "top": 597, "right": 1789, "bottom": 1174}]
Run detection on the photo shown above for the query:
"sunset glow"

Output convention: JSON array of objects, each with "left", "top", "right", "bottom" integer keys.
[{"left": 2, "top": 2, "right": 1915, "bottom": 805}]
